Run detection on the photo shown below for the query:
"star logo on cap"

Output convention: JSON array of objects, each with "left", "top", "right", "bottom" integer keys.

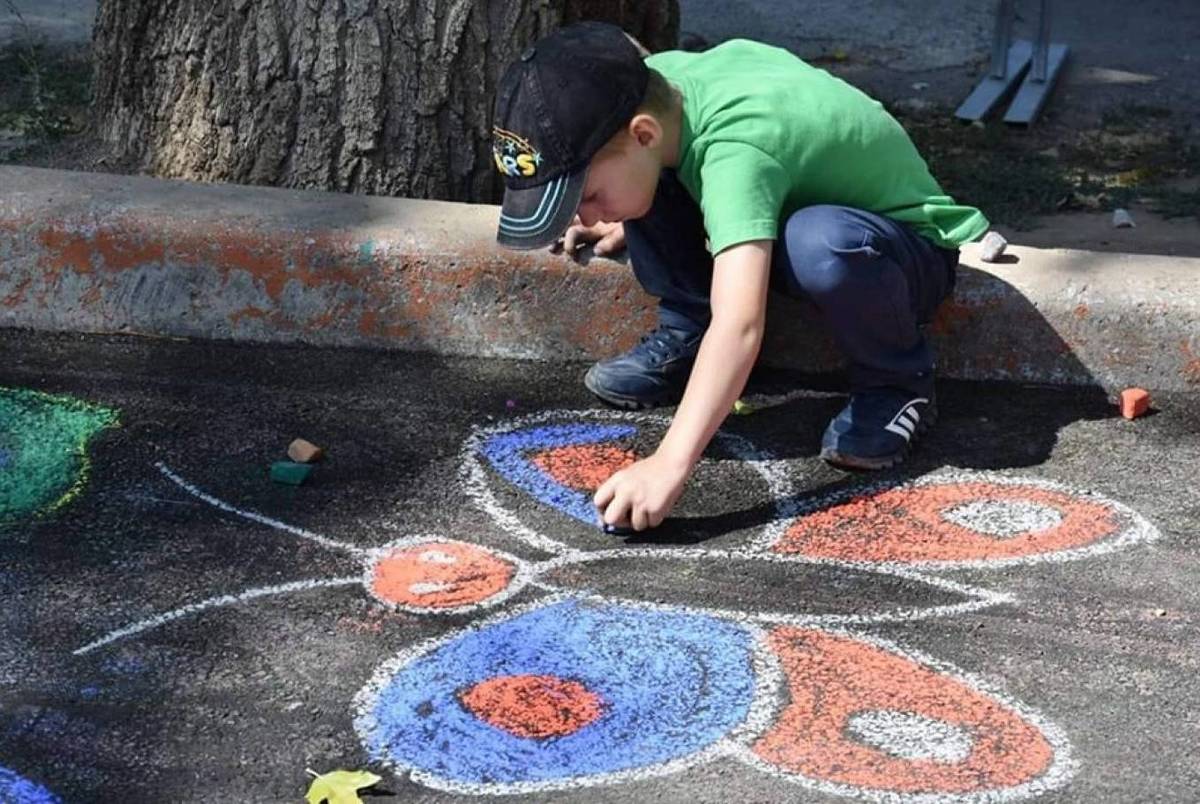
[{"left": 492, "top": 126, "right": 541, "bottom": 179}]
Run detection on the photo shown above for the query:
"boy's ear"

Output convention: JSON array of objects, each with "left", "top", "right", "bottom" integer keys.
[{"left": 627, "top": 113, "right": 662, "bottom": 148}]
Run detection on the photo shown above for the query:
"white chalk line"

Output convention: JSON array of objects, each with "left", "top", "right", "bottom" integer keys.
[
  {"left": 156, "top": 462, "right": 364, "bottom": 557},
  {"left": 528, "top": 547, "right": 1014, "bottom": 627},
  {"left": 352, "top": 591, "right": 772, "bottom": 796},
  {"left": 73, "top": 577, "right": 361, "bottom": 655},
  {"left": 724, "top": 624, "right": 1078, "bottom": 804},
  {"left": 752, "top": 468, "right": 1162, "bottom": 571},
  {"left": 74, "top": 535, "right": 538, "bottom": 656}
]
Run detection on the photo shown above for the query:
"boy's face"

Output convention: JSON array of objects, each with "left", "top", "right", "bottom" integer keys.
[{"left": 576, "top": 116, "right": 664, "bottom": 227}]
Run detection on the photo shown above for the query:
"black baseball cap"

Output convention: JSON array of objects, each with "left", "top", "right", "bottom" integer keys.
[{"left": 492, "top": 22, "right": 649, "bottom": 250}]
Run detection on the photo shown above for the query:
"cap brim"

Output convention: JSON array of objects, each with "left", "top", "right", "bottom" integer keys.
[{"left": 496, "top": 168, "right": 587, "bottom": 250}]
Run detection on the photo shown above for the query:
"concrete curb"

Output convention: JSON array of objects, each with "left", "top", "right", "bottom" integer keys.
[{"left": 3, "top": 166, "right": 1198, "bottom": 391}]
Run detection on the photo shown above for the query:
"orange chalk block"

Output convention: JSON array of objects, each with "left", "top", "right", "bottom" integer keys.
[
  {"left": 287, "top": 438, "right": 325, "bottom": 463},
  {"left": 1119, "top": 388, "right": 1151, "bottom": 419}
]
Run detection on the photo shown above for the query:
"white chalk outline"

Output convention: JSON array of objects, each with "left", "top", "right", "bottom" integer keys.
[
  {"left": 725, "top": 624, "right": 1077, "bottom": 804},
  {"left": 754, "top": 469, "right": 1162, "bottom": 571},
  {"left": 530, "top": 547, "right": 1014, "bottom": 627}
]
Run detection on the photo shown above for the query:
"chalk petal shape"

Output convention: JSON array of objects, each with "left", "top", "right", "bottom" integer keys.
[
  {"left": 479, "top": 423, "right": 639, "bottom": 525},
  {"left": 356, "top": 598, "right": 756, "bottom": 792},
  {"left": 775, "top": 474, "right": 1133, "bottom": 565},
  {"left": 752, "top": 627, "right": 1062, "bottom": 797}
]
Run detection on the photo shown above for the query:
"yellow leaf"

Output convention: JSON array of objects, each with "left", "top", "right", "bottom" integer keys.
[
  {"left": 305, "top": 769, "right": 382, "bottom": 804},
  {"left": 732, "top": 399, "right": 754, "bottom": 415}
]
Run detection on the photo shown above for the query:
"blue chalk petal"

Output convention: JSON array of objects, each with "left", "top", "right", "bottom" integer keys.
[
  {"left": 480, "top": 424, "right": 637, "bottom": 525},
  {"left": 363, "top": 598, "right": 755, "bottom": 787}
]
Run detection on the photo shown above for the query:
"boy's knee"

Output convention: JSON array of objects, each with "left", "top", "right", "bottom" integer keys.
[{"left": 782, "top": 206, "right": 877, "bottom": 296}]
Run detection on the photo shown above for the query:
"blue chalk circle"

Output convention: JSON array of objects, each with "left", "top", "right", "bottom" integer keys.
[
  {"left": 361, "top": 598, "right": 756, "bottom": 789},
  {"left": 481, "top": 423, "right": 638, "bottom": 525},
  {"left": 0, "top": 767, "right": 61, "bottom": 804}
]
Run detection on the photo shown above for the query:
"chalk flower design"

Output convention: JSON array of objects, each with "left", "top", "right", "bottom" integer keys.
[{"left": 76, "top": 408, "right": 1158, "bottom": 801}]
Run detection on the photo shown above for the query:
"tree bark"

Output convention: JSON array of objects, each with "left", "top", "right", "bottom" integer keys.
[{"left": 90, "top": 0, "right": 679, "bottom": 202}]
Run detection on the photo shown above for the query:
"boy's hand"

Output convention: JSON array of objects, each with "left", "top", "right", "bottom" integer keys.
[
  {"left": 555, "top": 216, "right": 625, "bottom": 258},
  {"left": 593, "top": 453, "right": 690, "bottom": 532}
]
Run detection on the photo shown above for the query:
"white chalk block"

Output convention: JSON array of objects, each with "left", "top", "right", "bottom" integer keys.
[{"left": 978, "top": 231, "right": 1008, "bottom": 263}]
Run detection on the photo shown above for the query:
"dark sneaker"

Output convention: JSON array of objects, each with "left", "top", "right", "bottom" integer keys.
[
  {"left": 820, "top": 389, "right": 937, "bottom": 470},
  {"left": 584, "top": 324, "right": 703, "bottom": 409}
]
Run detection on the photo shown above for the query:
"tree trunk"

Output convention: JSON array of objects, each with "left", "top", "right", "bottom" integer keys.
[{"left": 90, "top": 0, "right": 679, "bottom": 203}]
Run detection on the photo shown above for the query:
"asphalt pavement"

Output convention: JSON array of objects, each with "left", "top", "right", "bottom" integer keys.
[{"left": 1, "top": 328, "right": 1198, "bottom": 803}]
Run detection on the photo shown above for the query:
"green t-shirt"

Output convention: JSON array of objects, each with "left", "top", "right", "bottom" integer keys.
[{"left": 646, "top": 41, "right": 989, "bottom": 255}]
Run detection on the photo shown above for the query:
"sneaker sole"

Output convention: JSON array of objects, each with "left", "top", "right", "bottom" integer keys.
[
  {"left": 583, "top": 371, "right": 683, "bottom": 410},
  {"left": 820, "top": 404, "right": 939, "bottom": 471}
]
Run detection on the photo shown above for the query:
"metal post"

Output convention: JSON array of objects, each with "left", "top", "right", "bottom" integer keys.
[
  {"left": 1032, "top": 0, "right": 1051, "bottom": 81},
  {"left": 991, "top": 0, "right": 1016, "bottom": 78}
]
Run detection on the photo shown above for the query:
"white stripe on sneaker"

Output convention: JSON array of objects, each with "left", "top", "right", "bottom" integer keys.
[{"left": 884, "top": 397, "right": 929, "bottom": 442}]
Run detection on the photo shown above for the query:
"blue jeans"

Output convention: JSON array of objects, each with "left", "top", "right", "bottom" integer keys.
[{"left": 623, "top": 170, "right": 959, "bottom": 397}]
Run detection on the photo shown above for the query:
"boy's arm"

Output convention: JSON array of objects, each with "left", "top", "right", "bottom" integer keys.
[{"left": 594, "top": 240, "right": 772, "bottom": 531}]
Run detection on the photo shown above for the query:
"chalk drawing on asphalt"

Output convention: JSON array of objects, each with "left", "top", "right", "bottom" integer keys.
[
  {"left": 764, "top": 471, "right": 1159, "bottom": 569},
  {"left": 70, "top": 408, "right": 1159, "bottom": 801},
  {"left": 0, "top": 766, "right": 61, "bottom": 804},
  {"left": 0, "top": 388, "right": 117, "bottom": 524}
]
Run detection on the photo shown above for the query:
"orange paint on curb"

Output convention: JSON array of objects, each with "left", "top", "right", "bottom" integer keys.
[
  {"left": 776, "top": 482, "right": 1119, "bottom": 563},
  {"left": 37, "top": 227, "right": 93, "bottom": 273},
  {"left": 753, "top": 628, "right": 1055, "bottom": 793},
  {"left": 531, "top": 444, "right": 638, "bottom": 491},
  {"left": 1119, "top": 388, "right": 1151, "bottom": 419},
  {"left": 459, "top": 674, "right": 604, "bottom": 739},
  {"left": 372, "top": 541, "right": 515, "bottom": 609}
]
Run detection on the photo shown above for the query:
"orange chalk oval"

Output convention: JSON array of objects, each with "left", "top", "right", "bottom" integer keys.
[
  {"left": 459, "top": 674, "right": 605, "bottom": 739},
  {"left": 371, "top": 541, "right": 515, "bottom": 609},
  {"left": 753, "top": 627, "right": 1056, "bottom": 794},
  {"left": 776, "top": 480, "right": 1119, "bottom": 564}
]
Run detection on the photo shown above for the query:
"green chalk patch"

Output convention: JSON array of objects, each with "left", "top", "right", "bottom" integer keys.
[
  {"left": 270, "top": 461, "right": 313, "bottom": 486},
  {"left": 0, "top": 387, "right": 119, "bottom": 523}
]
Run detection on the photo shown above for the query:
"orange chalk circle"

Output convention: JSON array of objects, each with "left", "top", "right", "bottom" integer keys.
[
  {"left": 530, "top": 444, "right": 639, "bottom": 491},
  {"left": 459, "top": 674, "right": 605, "bottom": 739},
  {"left": 753, "top": 628, "right": 1056, "bottom": 795},
  {"left": 371, "top": 541, "right": 515, "bottom": 610},
  {"left": 776, "top": 480, "right": 1120, "bottom": 564}
]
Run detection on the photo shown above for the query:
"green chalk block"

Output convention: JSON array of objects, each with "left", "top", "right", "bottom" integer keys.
[{"left": 270, "top": 461, "right": 313, "bottom": 486}]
